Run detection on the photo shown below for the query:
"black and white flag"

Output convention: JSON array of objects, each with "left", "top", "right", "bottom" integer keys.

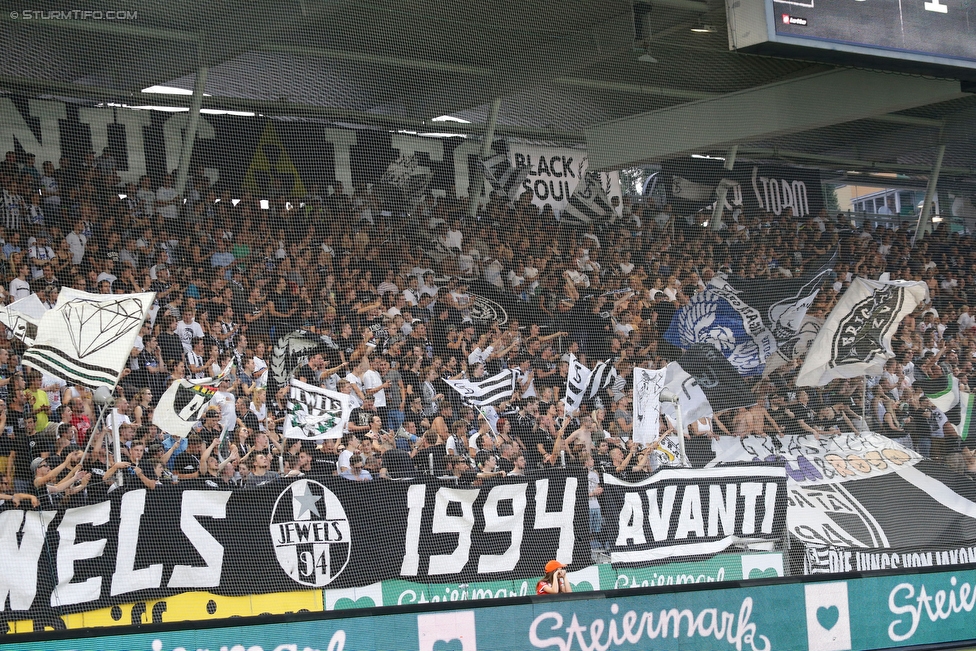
[
  {"left": 481, "top": 152, "right": 529, "bottom": 206},
  {"left": 796, "top": 278, "right": 929, "bottom": 386},
  {"left": 153, "top": 377, "right": 220, "bottom": 438},
  {"left": 561, "top": 171, "right": 616, "bottom": 227},
  {"left": 284, "top": 378, "right": 351, "bottom": 440},
  {"left": 270, "top": 330, "right": 341, "bottom": 393},
  {"left": 22, "top": 288, "right": 154, "bottom": 391},
  {"left": 663, "top": 250, "right": 836, "bottom": 377},
  {"left": 0, "top": 293, "right": 48, "bottom": 346},
  {"left": 563, "top": 355, "right": 618, "bottom": 413},
  {"left": 660, "top": 344, "right": 756, "bottom": 424},
  {"left": 564, "top": 354, "right": 592, "bottom": 413},
  {"left": 378, "top": 154, "right": 432, "bottom": 210},
  {"left": 445, "top": 369, "right": 516, "bottom": 407}
]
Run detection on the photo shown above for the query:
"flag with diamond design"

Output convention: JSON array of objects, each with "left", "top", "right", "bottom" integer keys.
[
  {"left": 23, "top": 288, "right": 154, "bottom": 391},
  {"left": 284, "top": 377, "right": 351, "bottom": 440}
]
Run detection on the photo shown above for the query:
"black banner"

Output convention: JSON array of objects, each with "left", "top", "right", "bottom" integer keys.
[
  {"left": 0, "top": 96, "right": 484, "bottom": 198},
  {"left": 662, "top": 158, "right": 825, "bottom": 220},
  {"left": 601, "top": 464, "right": 788, "bottom": 565},
  {"left": 676, "top": 343, "right": 757, "bottom": 413},
  {"left": 0, "top": 470, "right": 587, "bottom": 619},
  {"left": 806, "top": 543, "right": 976, "bottom": 575}
]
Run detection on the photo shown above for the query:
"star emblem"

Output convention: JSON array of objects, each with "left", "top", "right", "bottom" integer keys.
[{"left": 293, "top": 487, "right": 321, "bottom": 519}]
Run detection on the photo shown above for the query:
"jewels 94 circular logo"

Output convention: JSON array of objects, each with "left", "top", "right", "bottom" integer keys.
[{"left": 270, "top": 479, "right": 351, "bottom": 587}]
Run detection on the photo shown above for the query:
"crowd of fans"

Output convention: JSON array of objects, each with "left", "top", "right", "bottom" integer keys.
[{"left": 2, "top": 147, "right": 976, "bottom": 556}]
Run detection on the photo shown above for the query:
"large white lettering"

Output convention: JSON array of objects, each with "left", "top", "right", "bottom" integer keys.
[
  {"left": 615, "top": 492, "right": 646, "bottom": 547},
  {"left": 52, "top": 501, "right": 111, "bottom": 607},
  {"left": 114, "top": 108, "right": 152, "bottom": 184},
  {"left": 167, "top": 490, "right": 229, "bottom": 588},
  {"left": 708, "top": 484, "right": 737, "bottom": 537},
  {"left": 111, "top": 489, "right": 163, "bottom": 596},
  {"left": 323, "top": 128, "right": 357, "bottom": 193},
  {"left": 0, "top": 509, "right": 55, "bottom": 611},
  {"left": 739, "top": 483, "right": 764, "bottom": 535},
  {"left": 0, "top": 98, "right": 66, "bottom": 167},
  {"left": 400, "top": 483, "right": 426, "bottom": 576},
  {"left": 428, "top": 487, "right": 478, "bottom": 575},
  {"left": 534, "top": 477, "right": 578, "bottom": 564},
  {"left": 888, "top": 576, "right": 976, "bottom": 643},
  {"left": 675, "top": 485, "right": 705, "bottom": 539},
  {"left": 647, "top": 486, "right": 677, "bottom": 541},
  {"left": 478, "top": 483, "right": 527, "bottom": 573},
  {"left": 78, "top": 108, "right": 115, "bottom": 160}
]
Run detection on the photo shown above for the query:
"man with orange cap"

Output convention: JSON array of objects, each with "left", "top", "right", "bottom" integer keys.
[{"left": 536, "top": 560, "right": 572, "bottom": 595}]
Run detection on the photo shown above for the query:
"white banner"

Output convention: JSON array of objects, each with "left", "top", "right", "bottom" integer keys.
[
  {"left": 507, "top": 144, "right": 622, "bottom": 217},
  {"left": 284, "top": 378, "right": 351, "bottom": 440},
  {"left": 563, "top": 354, "right": 591, "bottom": 414},
  {"left": 707, "top": 432, "right": 922, "bottom": 486},
  {"left": 444, "top": 369, "right": 515, "bottom": 407},
  {"left": 632, "top": 367, "right": 666, "bottom": 445}
]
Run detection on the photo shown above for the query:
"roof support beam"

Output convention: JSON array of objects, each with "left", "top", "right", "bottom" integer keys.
[
  {"left": 553, "top": 77, "right": 715, "bottom": 101},
  {"left": 468, "top": 98, "right": 502, "bottom": 217},
  {"left": 174, "top": 66, "right": 208, "bottom": 196},
  {"left": 642, "top": 0, "right": 711, "bottom": 12},
  {"left": 0, "top": 76, "right": 584, "bottom": 142},
  {"left": 585, "top": 69, "right": 963, "bottom": 169},
  {"left": 556, "top": 76, "right": 945, "bottom": 126},
  {"left": 871, "top": 114, "right": 944, "bottom": 128},
  {"left": 915, "top": 142, "right": 946, "bottom": 242},
  {"left": 258, "top": 45, "right": 491, "bottom": 77},
  {"left": 737, "top": 148, "right": 976, "bottom": 176}
]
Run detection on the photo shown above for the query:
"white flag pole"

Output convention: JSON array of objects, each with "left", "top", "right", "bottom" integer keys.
[
  {"left": 660, "top": 389, "right": 688, "bottom": 468},
  {"left": 112, "top": 407, "right": 122, "bottom": 487},
  {"left": 75, "top": 386, "right": 116, "bottom": 470}
]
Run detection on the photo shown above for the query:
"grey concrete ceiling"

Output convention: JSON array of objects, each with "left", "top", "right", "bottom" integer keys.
[{"left": 1, "top": 0, "right": 974, "bottom": 182}]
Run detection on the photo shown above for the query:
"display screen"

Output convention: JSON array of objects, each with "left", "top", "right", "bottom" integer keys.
[{"left": 771, "top": 0, "right": 976, "bottom": 67}]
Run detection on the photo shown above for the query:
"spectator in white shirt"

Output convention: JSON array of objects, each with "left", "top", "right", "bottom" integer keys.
[
  {"left": 959, "top": 306, "right": 976, "bottom": 331},
  {"left": 8, "top": 263, "right": 31, "bottom": 301},
  {"left": 176, "top": 308, "right": 205, "bottom": 355},
  {"left": 419, "top": 271, "right": 439, "bottom": 298},
  {"left": 65, "top": 220, "right": 88, "bottom": 265},
  {"left": 136, "top": 175, "right": 156, "bottom": 216},
  {"left": 27, "top": 232, "right": 55, "bottom": 278},
  {"left": 156, "top": 174, "right": 180, "bottom": 220},
  {"left": 362, "top": 357, "right": 388, "bottom": 409}
]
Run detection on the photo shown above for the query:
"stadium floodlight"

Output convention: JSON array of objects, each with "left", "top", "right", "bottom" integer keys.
[{"left": 690, "top": 21, "right": 717, "bottom": 33}]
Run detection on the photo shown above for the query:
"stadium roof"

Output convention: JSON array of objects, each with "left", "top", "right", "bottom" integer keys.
[{"left": 2, "top": 0, "right": 975, "bottom": 186}]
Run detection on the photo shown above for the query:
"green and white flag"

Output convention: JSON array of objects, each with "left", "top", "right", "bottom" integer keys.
[
  {"left": 283, "top": 377, "right": 350, "bottom": 440},
  {"left": 920, "top": 373, "right": 960, "bottom": 414},
  {"left": 958, "top": 391, "right": 975, "bottom": 441}
]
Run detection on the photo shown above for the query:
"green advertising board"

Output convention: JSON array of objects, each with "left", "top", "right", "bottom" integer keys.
[
  {"left": 325, "top": 552, "right": 785, "bottom": 610},
  {"left": 7, "top": 566, "right": 976, "bottom": 651}
]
